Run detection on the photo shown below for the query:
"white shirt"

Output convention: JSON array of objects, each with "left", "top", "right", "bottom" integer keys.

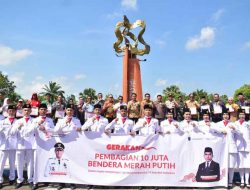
[
  {"left": 235, "top": 120, "right": 250, "bottom": 152},
  {"left": 105, "top": 117, "right": 133, "bottom": 134},
  {"left": 160, "top": 119, "right": 183, "bottom": 134},
  {"left": 133, "top": 117, "right": 160, "bottom": 135},
  {"left": 82, "top": 115, "right": 108, "bottom": 133},
  {"left": 54, "top": 116, "right": 81, "bottom": 134}
]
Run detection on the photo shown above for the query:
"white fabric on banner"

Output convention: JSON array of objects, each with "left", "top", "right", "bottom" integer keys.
[{"left": 34, "top": 131, "right": 228, "bottom": 187}]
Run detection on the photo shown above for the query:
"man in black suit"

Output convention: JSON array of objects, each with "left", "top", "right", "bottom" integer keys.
[{"left": 196, "top": 147, "right": 220, "bottom": 182}]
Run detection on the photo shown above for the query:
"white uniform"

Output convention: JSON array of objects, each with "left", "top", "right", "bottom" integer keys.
[
  {"left": 54, "top": 116, "right": 81, "bottom": 134},
  {"left": 12, "top": 117, "right": 35, "bottom": 183},
  {"left": 82, "top": 115, "right": 108, "bottom": 133},
  {"left": 235, "top": 120, "right": 250, "bottom": 168},
  {"left": 105, "top": 117, "right": 133, "bottom": 134},
  {"left": 44, "top": 157, "right": 70, "bottom": 177},
  {"left": 216, "top": 120, "right": 240, "bottom": 168},
  {"left": 160, "top": 119, "right": 183, "bottom": 134},
  {"left": 198, "top": 120, "right": 221, "bottom": 136},
  {"left": 133, "top": 117, "right": 160, "bottom": 135},
  {"left": 0, "top": 117, "right": 18, "bottom": 183},
  {"left": 179, "top": 120, "right": 200, "bottom": 134},
  {"left": 33, "top": 116, "right": 55, "bottom": 134},
  {"left": 0, "top": 115, "right": 4, "bottom": 121},
  {"left": 113, "top": 102, "right": 127, "bottom": 118}
]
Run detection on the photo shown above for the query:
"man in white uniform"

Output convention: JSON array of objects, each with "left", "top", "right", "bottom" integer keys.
[{"left": 0, "top": 105, "right": 17, "bottom": 188}]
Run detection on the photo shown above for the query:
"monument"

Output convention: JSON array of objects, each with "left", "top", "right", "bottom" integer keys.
[{"left": 113, "top": 16, "right": 150, "bottom": 102}]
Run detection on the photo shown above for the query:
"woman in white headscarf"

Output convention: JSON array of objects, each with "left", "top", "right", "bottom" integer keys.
[{"left": 1, "top": 98, "right": 10, "bottom": 117}]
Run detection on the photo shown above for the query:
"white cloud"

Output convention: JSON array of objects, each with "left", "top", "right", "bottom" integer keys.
[
  {"left": 0, "top": 45, "right": 33, "bottom": 65},
  {"left": 155, "top": 79, "right": 167, "bottom": 87},
  {"left": 185, "top": 27, "right": 216, "bottom": 50},
  {"left": 155, "top": 40, "right": 166, "bottom": 48},
  {"left": 9, "top": 72, "right": 25, "bottom": 87},
  {"left": 121, "top": 0, "right": 137, "bottom": 10},
  {"left": 106, "top": 11, "right": 122, "bottom": 19},
  {"left": 211, "top": 9, "right": 225, "bottom": 22},
  {"left": 244, "top": 41, "right": 250, "bottom": 49},
  {"left": 35, "top": 76, "right": 43, "bottom": 80},
  {"left": 74, "top": 74, "right": 87, "bottom": 80}
]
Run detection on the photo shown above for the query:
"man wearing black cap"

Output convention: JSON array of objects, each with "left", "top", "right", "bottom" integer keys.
[
  {"left": 44, "top": 142, "right": 70, "bottom": 189},
  {"left": 179, "top": 108, "right": 199, "bottom": 134},
  {"left": 133, "top": 104, "right": 160, "bottom": 135},
  {"left": 198, "top": 109, "right": 219, "bottom": 135},
  {"left": 216, "top": 108, "right": 240, "bottom": 187},
  {"left": 12, "top": 104, "right": 35, "bottom": 188},
  {"left": 0, "top": 105, "right": 17, "bottom": 188},
  {"left": 54, "top": 104, "right": 81, "bottom": 134},
  {"left": 81, "top": 104, "right": 108, "bottom": 133},
  {"left": 235, "top": 109, "right": 250, "bottom": 188},
  {"left": 33, "top": 103, "right": 55, "bottom": 134},
  {"left": 105, "top": 105, "right": 134, "bottom": 135},
  {"left": 160, "top": 108, "right": 183, "bottom": 135},
  {"left": 196, "top": 147, "right": 220, "bottom": 182}
]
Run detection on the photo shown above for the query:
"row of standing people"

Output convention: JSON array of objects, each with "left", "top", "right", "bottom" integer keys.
[{"left": 0, "top": 100, "right": 250, "bottom": 189}]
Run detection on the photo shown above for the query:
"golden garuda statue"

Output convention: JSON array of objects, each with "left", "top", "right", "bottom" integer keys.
[{"left": 113, "top": 15, "right": 150, "bottom": 56}]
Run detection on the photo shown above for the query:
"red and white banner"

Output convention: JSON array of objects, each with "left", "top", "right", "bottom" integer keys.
[{"left": 34, "top": 131, "right": 228, "bottom": 187}]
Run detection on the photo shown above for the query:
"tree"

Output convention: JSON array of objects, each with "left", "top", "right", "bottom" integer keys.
[
  {"left": 162, "top": 85, "right": 185, "bottom": 101},
  {"left": 0, "top": 71, "right": 21, "bottom": 103},
  {"left": 234, "top": 84, "right": 250, "bottom": 101},
  {"left": 192, "top": 89, "right": 208, "bottom": 102},
  {"left": 79, "top": 88, "right": 97, "bottom": 101},
  {"left": 40, "top": 81, "right": 65, "bottom": 102}
]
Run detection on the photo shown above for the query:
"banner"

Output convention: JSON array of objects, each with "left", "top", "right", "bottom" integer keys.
[{"left": 35, "top": 131, "right": 228, "bottom": 187}]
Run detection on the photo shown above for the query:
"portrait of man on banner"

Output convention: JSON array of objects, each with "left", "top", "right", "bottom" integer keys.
[
  {"left": 195, "top": 147, "right": 220, "bottom": 182},
  {"left": 44, "top": 142, "right": 70, "bottom": 177}
]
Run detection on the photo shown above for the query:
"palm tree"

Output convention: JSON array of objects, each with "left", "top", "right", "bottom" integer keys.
[
  {"left": 40, "top": 81, "right": 65, "bottom": 102},
  {"left": 79, "top": 88, "right": 97, "bottom": 101},
  {"left": 192, "top": 89, "right": 208, "bottom": 101},
  {"left": 162, "top": 85, "right": 185, "bottom": 101}
]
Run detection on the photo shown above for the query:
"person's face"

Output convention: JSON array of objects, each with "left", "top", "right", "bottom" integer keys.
[
  {"left": 0, "top": 94, "right": 3, "bottom": 100},
  {"left": 238, "top": 95, "right": 244, "bottom": 101},
  {"left": 167, "top": 113, "right": 173, "bottom": 120},
  {"left": 145, "top": 94, "right": 150, "bottom": 101},
  {"left": 204, "top": 152, "right": 213, "bottom": 161},
  {"left": 65, "top": 108, "right": 74, "bottom": 117},
  {"left": 184, "top": 112, "right": 191, "bottom": 120},
  {"left": 201, "top": 98, "right": 206, "bottom": 104},
  {"left": 79, "top": 98, "right": 84, "bottom": 104},
  {"left": 87, "top": 97, "right": 92, "bottom": 103},
  {"left": 223, "top": 113, "right": 229, "bottom": 120},
  {"left": 94, "top": 108, "right": 101, "bottom": 115},
  {"left": 157, "top": 95, "right": 162, "bottom": 102},
  {"left": 120, "top": 109, "right": 127, "bottom": 117},
  {"left": 7, "top": 109, "right": 16, "bottom": 117},
  {"left": 7, "top": 99, "right": 11, "bottom": 104},
  {"left": 98, "top": 94, "right": 103, "bottom": 99},
  {"left": 228, "top": 99, "right": 233, "bottom": 104},
  {"left": 239, "top": 113, "right": 245, "bottom": 120},
  {"left": 23, "top": 108, "right": 31, "bottom": 117},
  {"left": 118, "top": 97, "right": 123, "bottom": 103},
  {"left": 58, "top": 96, "right": 62, "bottom": 102},
  {"left": 131, "top": 94, "right": 137, "bottom": 101},
  {"left": 45, "top": 95, "right": 51, "bottom": 101},
  {"left": 39, "top": 108, "right": 47, "bottom": 116},
  {"left": 189, "top": 94, "right": 194, "bottom": 101},
  {"left": 214, "top": 95, "right": 219, "bottom": 102},
  {"left": 108, "top": 96, "right": 113, "bottom": 102},
  {"left": 17, "top": 101, "right": 23, "bottom": 106},
  {"left": 168, "top": 96, "right": 173, "bottom": 101},
  {"left": 144, "top": 108, "right": 152, "bottom": 117},
  {"left": 178, "top": 97, "right": 183, "bottom": 101},
  {"left": 55, "top": 149, "right": 64, "bottom": 159},
  {"left": 203, "top": 114, "right": 210, "bottom": 121},
  {"left": 69, "top": 99, "right": 73, "bottom": 104}
]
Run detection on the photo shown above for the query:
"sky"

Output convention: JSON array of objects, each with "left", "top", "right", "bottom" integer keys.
[{"left": 0, "top": 0, "right": 250, "bottom": 99}]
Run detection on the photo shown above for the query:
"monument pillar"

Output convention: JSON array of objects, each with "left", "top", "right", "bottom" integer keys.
[{"left": 123, "top": 47, "right": 143, "bottom": 102}]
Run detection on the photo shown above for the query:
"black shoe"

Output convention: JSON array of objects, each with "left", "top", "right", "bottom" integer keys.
[
  {"left": 9, "top": 180, "right": 15, "bottom": 185},
  {"left": 29, "top": 182, "right": 34, "bottom": 188},
  {"left": 70, "top": 184, "right": 76, "bottom": 190},
  {"left": 15, "top": 183, "right": 23, "bottom": 189},
  {"left": 0, "top": 183, "right": 2, "bottom": 189},
  {"left": 57, "top": 183, "right": 65, "bottom": 190},
  {"left": 31, "top": 184, "right": 37, "bottom": 190}
]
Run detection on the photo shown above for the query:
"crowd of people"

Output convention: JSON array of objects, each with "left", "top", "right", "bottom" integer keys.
[{"left": 0, "top": 91, "right": 249, "bottom": 190}]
